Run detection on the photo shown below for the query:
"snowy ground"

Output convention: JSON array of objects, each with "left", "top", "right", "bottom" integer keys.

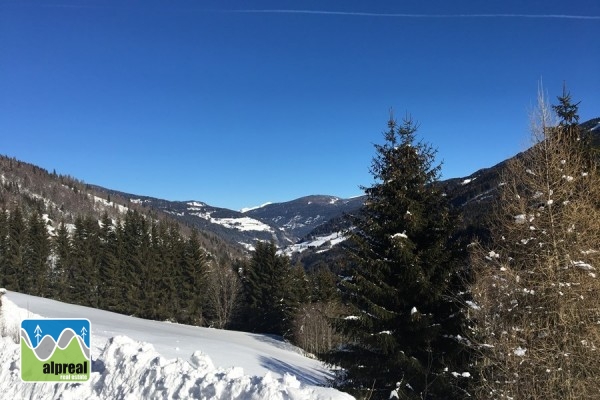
[{"left": 0, "top": 291, "right": 353, "bottom": 399}]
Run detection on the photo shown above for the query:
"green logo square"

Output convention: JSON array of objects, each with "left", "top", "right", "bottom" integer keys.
[{"left": 20, "top": 318, "right": 91, "bottom": 382}]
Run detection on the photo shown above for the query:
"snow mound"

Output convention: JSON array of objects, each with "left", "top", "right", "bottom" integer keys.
[
  {"left": 0, "top": 294, "right": 353, "bottom": 400},
  {"left": 0, "top": 334, "right": 347, "bottom": 400}
]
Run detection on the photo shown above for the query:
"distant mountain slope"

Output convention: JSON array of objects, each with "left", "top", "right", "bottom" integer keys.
[
  {"left": 243, "top": 195, "right": 365, "bottom": 240},
  {"left": 2, "top": 118, "right": 597, "bottom": 260},
  {"left": 287, "top": 117, "right": 600, "bottom": 265},
  {"left": 441, "top": 117, "right": 600, "bottom": 229},
  {"left": 0, "top": 155, "right": 245, "bottom": 262},
  {"left": 90, "top": 190, "right": 365, "bottom": 250}
]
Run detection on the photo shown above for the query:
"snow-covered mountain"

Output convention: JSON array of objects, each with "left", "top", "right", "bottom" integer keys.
[
  {"left": 95, "top": 189, "right": 365, "bottom": 252},
  {"left": 0, "top": 290, "right": 352, "bottom": 399},
  {"left": 2, "top": 118, "right": 597, "bottom": 258},
  {"left": 242, "top": 195, "right": 364, "bottom": 241}
]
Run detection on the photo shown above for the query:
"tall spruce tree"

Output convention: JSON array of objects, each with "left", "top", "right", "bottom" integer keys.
[
  {"left": 0, "top": 209, "right": 9, "bottom": 286},
  {"left": 98, "top": 213, "right": 121, "bottom": 312},
  {"left": 24, "top": 210, "right": 51, "bottom": 296},
  {"left": 331, "top": 115, "right": 468, "bottom": 399},
  {"left": 69, "top": 215, "right": 100, "bottom": 306},
  {"left": 242, "top": 241, "right": 302, "bottom": 337},
  {"left": 121, "top": 210, "right": 148, "bottom": 315},
  {"left": 52, "top": 221, "right": 72, "bottom": 301},
  {"left": 5, "top": 206, "right": 26, "bottom": 292},
  {"left": 179, "top": 230, "right": 208, "bottom": 325}
]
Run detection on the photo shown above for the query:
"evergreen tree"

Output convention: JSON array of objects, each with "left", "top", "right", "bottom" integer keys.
[
  {"left": 52, "top": 221, "right": 72, "bottom": 301},
  {"left": 553, "top": 84, "right": 580, "bottom": 129},
  {"left": 24, "top": 210, "right": 51, "bottom": 296},
  {"left": 121, "top": 210, "right": 148, "bottom": 315},
  {"left": 150, "top": 220, "right": 176, "bottom": 320},
  {"left": 242, "top": 241, "right": 302, "bottom": 336},
  {"left": 5, "top": 206, "right": 26, "bottom": 291},
  {"left": 0, "top": 209, "right": 9, "bottom": 286},
  {"left": 98, "top": 213, "right": 121, "bottom": 311},
  {"left": 69, "top": 215, "right": 100, "bottom": 306},
  {"left": 330, "top": 115, "right": 468, "bottom": 399},
  {"left": 179, "top": 230, "right": 208, "bottom": 325}
]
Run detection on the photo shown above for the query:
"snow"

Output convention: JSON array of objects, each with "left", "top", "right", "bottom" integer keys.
[
  {"left": 186, "top": 204, "right": 273, "bottom": 232},
  {"left": 92, "top": 195, "right": 128, "bottom": 213},
  {"left": 283, "top": 232, "right": 346, "bottom": 256},
  {"left": 212, "top": 217, "right": 273, "bottom": 232},
  {"left": 451, "top": 372, "right": 471, "bottom": 378},
  {"left": 240, "top": 203, "right": 269, "bottom": 213},
  {"left": 461, "top": 177, "right": 476, "bottom": 185},
  {"left": 191, "top": 212, "right": 274, "bottom": 233},
  {"left": 514, "top": 214, "right": 527, "bottom": 224},
  {"left": 513, "top": 347, "right": 527, "bottom": 357},
  {"left": 391, "top": 231, "right": 408, "bottom": 239},
  {"left": 572, "top": 261, "right": 595, "bottom": 271},
  {"left": 0, "top": 291, "right": 352, "bottom": 400}
]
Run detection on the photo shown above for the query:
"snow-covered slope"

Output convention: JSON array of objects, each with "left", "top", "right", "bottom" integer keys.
[
  {"left": 0, "top": 291, "right": 352, "bottom": 400},
  {"left": 282, "top": 232, "right": 347, "bottom": 257}
]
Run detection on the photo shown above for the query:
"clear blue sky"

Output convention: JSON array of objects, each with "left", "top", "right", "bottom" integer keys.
[{"left": 1, "top": 1, "right": 599, "bottom": 211}]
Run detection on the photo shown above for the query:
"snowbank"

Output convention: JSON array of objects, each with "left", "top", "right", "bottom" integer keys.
[{"left": 0, "top": 293, "right": 353, "bottom": 400}]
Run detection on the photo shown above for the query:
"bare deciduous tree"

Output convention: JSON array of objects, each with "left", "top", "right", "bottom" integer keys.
[
  {"left": 293, "top": 300, "right": 345, "bottom": 356},
  {"left": 469, "top": 88, "right": 600, "bottom": 399},
  {"left": 206, "top": 263, "right": 242, "bottom": 329}
]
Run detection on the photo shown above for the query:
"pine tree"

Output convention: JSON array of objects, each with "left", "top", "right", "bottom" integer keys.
[
  {"left": 24, "top": 210, "right": 51, "bottom": 296},
  {"left": 242, "top": 241, "right": 302, "bottom": 336},
  {"left": 52, "top": 221, "right": 72, "bottom": 301},
  {"left": 98, "top": 213, "right": 121, "bottom": 311},
  {"left": 0, "top": 209, "right": 9, "bottom": 286},
  {"left": 553, "top": 84, "right": 580, "bottom": 130},
  {"left": 162, "top": 221, "right": 184, "bottom": 319},
  {"left": 179, "top": 230, "right": 208, "bottom": 325},
  {"left": 149, "top": 220, "right": 176, "bottom": 320},
  {"left": 68, "top": 215, "right": 102, "bottom": 305},
  {"left": 330, "top": 115, "right": 468, "bottom": 399},
  {"left": 121, "top": 210, "right": 148, "bottom": 315},
  {"left": 4, "top": 206, "right": 26, "bottom": 291}
]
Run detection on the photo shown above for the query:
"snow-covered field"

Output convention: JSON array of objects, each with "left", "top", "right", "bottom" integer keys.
[
  {"left": 282, "top": 233, "right": 347, "bottom": 256},
  {"left": 0, "top": 291, "right": 353, "bottom": 399}
]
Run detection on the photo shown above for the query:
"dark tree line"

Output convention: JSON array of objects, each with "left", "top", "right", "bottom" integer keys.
[
  {"left": 0, "top": 207, "right": 210, "bottom": 325},
  {"left": 0, "top": 205, "right": 341, "bottom": 345}
]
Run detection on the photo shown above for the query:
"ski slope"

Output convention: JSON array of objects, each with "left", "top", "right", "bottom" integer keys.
[{"left": 0, "top": 291, "right": 353, "bottom": 399}]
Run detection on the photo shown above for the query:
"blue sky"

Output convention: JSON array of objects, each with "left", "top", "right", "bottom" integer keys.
[{"left": 1, "top": 1, "right": 599, "bottom": 211}]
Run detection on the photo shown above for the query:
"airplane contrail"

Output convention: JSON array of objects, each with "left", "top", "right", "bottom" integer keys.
[
  {"left": 5, "top": 4, "right": 598, "bottom": 21},
  {"left": 229, "top": 9, "right": 600, "bottom": 21}
]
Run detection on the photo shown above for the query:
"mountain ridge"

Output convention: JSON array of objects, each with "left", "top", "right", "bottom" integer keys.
[{"left": 2, "top": 117, "right": 598, "bottom": 258}]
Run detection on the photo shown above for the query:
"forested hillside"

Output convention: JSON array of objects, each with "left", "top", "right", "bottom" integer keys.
[{"left": 0, "top": 156, "right": 244, "bottom": 262}]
